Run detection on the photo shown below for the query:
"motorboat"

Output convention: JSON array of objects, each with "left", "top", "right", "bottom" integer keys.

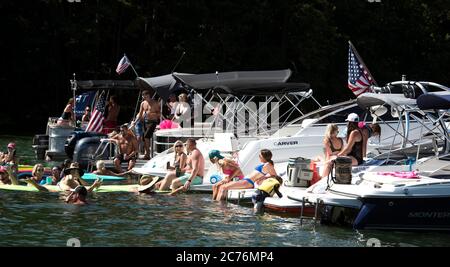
[{"left": 289, "top": 84, "right": 450, "bottom": 230}]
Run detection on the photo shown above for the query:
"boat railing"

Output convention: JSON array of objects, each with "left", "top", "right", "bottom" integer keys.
[{"left": 86, "top": 138, "right": 118, "bottom": 172}]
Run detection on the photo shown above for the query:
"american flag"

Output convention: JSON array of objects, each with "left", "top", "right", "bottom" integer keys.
[
  {"left": 86, "top": 92, "right": 106, "bottom": 133},
  {"left": 348, "top": 43, "right": 375, "bottom": 96},
  {"left": 116, "top": 55, "right": 131, "bottom": 75}
]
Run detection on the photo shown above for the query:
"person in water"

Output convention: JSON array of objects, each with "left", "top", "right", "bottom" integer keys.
[
  {"left": 209, "top": 150, "right": 244, "bottom": 201},
  {"left": 252, "top": 176, "right": 283, "bottom": 214},
  {"left": 320, "top": 124, "right": 344, "bottom": 178},
  {"left": 93, "top": 160, "right": 130, "bottom": 176},
  {"left": 1, "top": 142, "right": 18, "bottom": 166},
  {"left": 65, "top": 185, "right": 90, "bottom": 205},
  {"left": 216, "top": 149, "right": 277, "bottom": 201},
  {"left": 337, "top": 113, "right": 364, "bottom": 166},
  {"left": 131, "top": 90, "right": 161, "bottom": 160},
  {"left": 58, "top": 163, "right": 101, "bottom": 192},
  {"left": 111, "top": 124, "right": 139, "bottom": 172},
  {"left": 0, "top": 165, "right": 18, "bottom": 185},
  {"left": 167, "top": 138, "right": 205, "bottom": 195}
]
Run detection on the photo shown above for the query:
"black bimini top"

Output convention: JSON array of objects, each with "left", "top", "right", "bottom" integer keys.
[
  {"left": 417, "top": 92, "right": 450, "bottom": 110},
  {"left": 357, "top": 93, "right": 417, "bottom": 109},
  {"left": 77, "top": 80, "right": 137, "bottom": 90}
]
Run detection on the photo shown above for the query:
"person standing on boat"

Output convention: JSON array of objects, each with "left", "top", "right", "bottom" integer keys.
[
  {"left": 216, "top": 149, "right": 277, "bottom": 201},
  {"left": 57, "top": 98, "right": 75, "bottom": 126},
  {"left": 209, "top": 150, "right": 244, "bottom": 201},
  {"left": 131, "top": 90, "right": 161, "bottom": 160},
  {"left": 103, "top": 95, "right": 120, "bottom": 134},
  {"left": 111, "top": 124, "right": 139, "bottom": 172},
  {"left": 166, "top": 94, "right": 179, "bottom": 120},
  {"left": 337, "top": 113, "right": 364, "bottom": 166},
  {"left": 173, "top": 93, "right": 191, "bottom": 126},
  {"left": 81, "top": 106, "right": 91, "bottom": 130},
  {"left": 164, "top": 138, "right": 205, "bottom": 195},
  {"left": 319, "top": 124, "right": 344, "bottom": 178}
]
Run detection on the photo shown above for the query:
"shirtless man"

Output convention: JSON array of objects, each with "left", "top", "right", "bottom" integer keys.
[
  {"left": 104, "top": 95, "right": 120, "bottom": 134},
  {"left": 131, "top": 90, "right": 161, "bottom": 159},
  {"left": 156, "top": 138, "right": 205, "bottom": 195},
  {"left": 111, "top": 124, "right": 139, "bottom": 172}
]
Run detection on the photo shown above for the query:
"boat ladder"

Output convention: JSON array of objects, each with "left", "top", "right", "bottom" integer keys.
[{"left": 299, "top": 196, "right": 322, "bottom": 226}]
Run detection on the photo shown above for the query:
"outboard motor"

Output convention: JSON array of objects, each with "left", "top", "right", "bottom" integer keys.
[
  {"left": 65, "top": 131, "right": 107, "bottom": 159},
  {"left": 332, "top": 157, "right": 353, "bottom": 184},
  {"left": 72, "top": 137, "right": 106, "bottom": 169}
]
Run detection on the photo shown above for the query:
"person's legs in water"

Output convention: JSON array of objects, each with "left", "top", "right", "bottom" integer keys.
[{"left": 252, "top": 189, "right": 268, "bottom": 214}]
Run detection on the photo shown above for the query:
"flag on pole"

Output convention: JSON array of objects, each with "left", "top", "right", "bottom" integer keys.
[
  {"left": 116, "top": 55, "right": 131, "bottom": 75},
  {"left": 86, "top": 92, "right": 106, "bottom": 133},
  {"left": 348, "top": 43, "right": 376, "bottom": 97}
]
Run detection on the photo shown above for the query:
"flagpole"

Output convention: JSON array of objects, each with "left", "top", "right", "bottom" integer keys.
[
  {"left": 123, "top": 53, "right": 139, "bottom": 78},
  {"left": 348, "top": 41, "right": 378, "bottom": 86}
]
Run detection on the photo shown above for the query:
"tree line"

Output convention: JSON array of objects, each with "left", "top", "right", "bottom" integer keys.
[{"left": 0, "top": 0, "right": 448, "bottom": 134}]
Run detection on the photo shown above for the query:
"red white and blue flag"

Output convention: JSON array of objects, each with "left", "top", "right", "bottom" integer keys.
[
  {"left": 116, "top": 55, "right": 131, "bottom": 75},
  {"left": 86, "top": 92, "right": 106, "bottom": 133},
  {"left": 348, "top": 43, "right": 376, "bottom": 97}
]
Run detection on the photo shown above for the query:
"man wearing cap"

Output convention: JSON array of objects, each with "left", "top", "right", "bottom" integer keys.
[
  {"left": 111, "top": 124, "right": 139, "bottom": 172},
  {"left": 65, "top": 186, "right": 89, "bottom": 205},
  {"left": 337, "top": 113, "right": 365, "bottom": 166}
]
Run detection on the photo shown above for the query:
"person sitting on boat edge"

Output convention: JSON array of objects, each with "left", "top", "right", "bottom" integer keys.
[
  {"left": 337, "top": 113, "right": 364, "bottom": 166},
  {"left": 252, "top": 176, "right": 283, "bottom": 214},
  {"left": 111, "top": 124, "right": 139, "bottom": 173},
  {"left": 216, "top": 149, "right": 277, "bottom": 201},
  {"left": 0, "top": 165, "right": 19, "bottom": 185},
  {"left": 152, "top": 140, "right": 188, "bottom": 192},
  {"left": 319, "top": 124, "right": 344, "bottom": 178},
  {"left": 167, "top": 138, "right": 205, "bottom": 196},
  {"left": 209, "top": 149, "right": 244, "bottom": 201},
  {"left": 93, "top": 160, "right": 130, "bottom": 177},
  {"left": 57, "top": 98, "right": 75, "bottom": 126}
]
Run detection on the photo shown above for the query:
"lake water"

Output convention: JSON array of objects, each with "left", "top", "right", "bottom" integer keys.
[{"left": 1, "top": 135, "right": 450, "bottom": 247}]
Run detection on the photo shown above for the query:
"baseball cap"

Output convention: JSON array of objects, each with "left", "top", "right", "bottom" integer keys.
[
  {"left": 345, "top": 113, "right": 359, "bottom": 122},
  {"left": 7, "top": 143, "right": 16, "bottom": 149},
  {"left": 0, "top": 166, "right": 7, "bottom": 173},
  {"left": 208, "top": 150, "right": 224, "bottom": 160},
  {"left": 71, "top": 185, "right": 88, "bottom": 196}
]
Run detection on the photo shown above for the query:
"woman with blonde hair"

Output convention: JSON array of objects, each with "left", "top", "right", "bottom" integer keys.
[
  {"left": 208, "top": 150, "right": 244, "bottom": 201},
  {"left": 167, "top": 140, "right": 187, "bottom": 175},
  {"left": 173, "top": 93, "right": 191, "bottom": 124},
  {"left": 320, "top": 124, "right": 344, "bottom": 178}
]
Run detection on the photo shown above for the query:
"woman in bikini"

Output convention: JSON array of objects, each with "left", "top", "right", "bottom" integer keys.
[
  {"left": 320, "top": 124, "right": 344, "bottom": 178},
  {"left": 216, "top": 149, "right": 277, "bottom": 201},
  {"left": 209, "top": 150, "right": 244, "bottom": 201}
]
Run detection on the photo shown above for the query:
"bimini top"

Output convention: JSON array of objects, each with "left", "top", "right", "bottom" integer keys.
[
  {"left": 211, "top": 82, "right": 310, "bottom": 96},
  {"left": 357, "top": 93, "right": 417, "bottom": 109},
  {"left": 173, "top": 69, "right": 292, "bottom": 90},
  {"left": 417, "top": 92, "right": 450, "bottom": 110},
  {"left": 77, "top": 80, "right": 137, "bottom": 90},
  {"left": 136, "top": 73, "right": 190, "bottom": 101}
]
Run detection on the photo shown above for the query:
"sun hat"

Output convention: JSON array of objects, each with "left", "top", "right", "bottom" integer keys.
[
  {"left": 345, "top": 113, "right": 359, "bottom": 122},
  {"left": 208, "top": 150, "right": 224, "bottom": 160},
  {"left": 63, "top": 163, "right": 85, "bottom": 176},
  {"left": 138, "top": 175, "right": 160, "bottom": 193}
]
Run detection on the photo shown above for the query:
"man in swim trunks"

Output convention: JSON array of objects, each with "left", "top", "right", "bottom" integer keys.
[
  {"left": 131, "top": 90, "right": 161, "bottom": 160},
  {"left": 168, "top": 138, "right": 205, "bottom": 195},
  {"left": 111, "top": 124, "right": 139, "bottom": 172},
  {"left": 103, "top": 95, "right": 121, "bottom": 134}
]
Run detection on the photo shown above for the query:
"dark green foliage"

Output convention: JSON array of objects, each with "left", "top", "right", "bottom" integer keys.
[{"left": 0, "top": 0, "right": 448, "bottom": 133}]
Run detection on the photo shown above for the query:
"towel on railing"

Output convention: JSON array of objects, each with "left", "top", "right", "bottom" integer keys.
[{"left": 376, "top": 171, "right": 419, "bottom": 179}]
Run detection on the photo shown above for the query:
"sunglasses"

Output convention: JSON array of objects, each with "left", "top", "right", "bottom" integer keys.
[{"left": 175, "top": 145, "right": 183, "bottom": 148}]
